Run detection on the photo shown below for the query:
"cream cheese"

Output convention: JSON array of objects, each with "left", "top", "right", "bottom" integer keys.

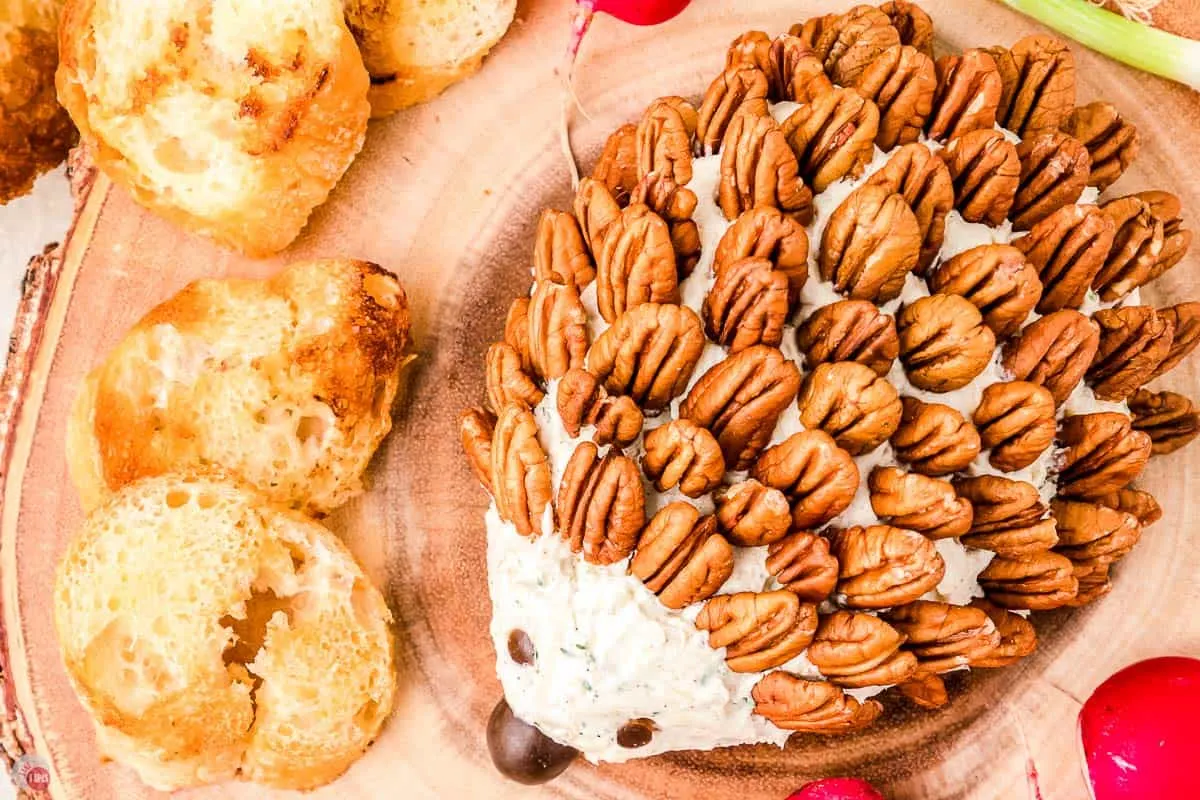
[
  {"left": 486, "top": 95, "right": 1136, "bottom": 764},
  {"left": 488, "top": 507, "right": 790, "bottom": 762}
]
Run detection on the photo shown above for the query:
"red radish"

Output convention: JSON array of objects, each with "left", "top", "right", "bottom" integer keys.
[
  {"left": 559, "top": 0, "right": 694, "bottom": 185},
  {"left": 787, "top": 777, "right": 887, "bottom": 800},
  {"left": 568, "top": 0, "right": 695, "bottom": 60},
  {"left": 1079, "top": 656, "right": 1200, "bottom": 799}
]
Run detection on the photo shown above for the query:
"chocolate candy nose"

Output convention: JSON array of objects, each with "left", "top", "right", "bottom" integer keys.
[{"left": 487, "top": 699, "right": 578, "bottom": 785}]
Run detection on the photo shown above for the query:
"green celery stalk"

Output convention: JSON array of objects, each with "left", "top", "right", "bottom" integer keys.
[{"left": 1000, "top": 0, "right": 1200, "bottom": 89}]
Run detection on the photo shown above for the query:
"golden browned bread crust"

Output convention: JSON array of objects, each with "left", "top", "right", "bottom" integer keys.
[
  {"left": 0, "top": 0, "right": 63, "bottom": 29},
  {"left": 0, "top": 22, "right": 76, "bottom": 203},
  {"left": 56, "top": 0, "right": 371, "bottom": 255},
  {"left": 54, "top": 472, "right": 396, "bottom": 791},
  {"left": 67, "top": 258, "right": 411, "bottom": 515},
  {"left": 345, "top": 0, "right": 516, "bottom": 118}
]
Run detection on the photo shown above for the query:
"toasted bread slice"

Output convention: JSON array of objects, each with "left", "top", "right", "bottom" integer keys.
[
  {"left": 67, "top": 258, "right": 411, "bottom": 516},
  {"left": 56, "top": 0, "right": 370, "bottom": 255},
  {"left": 0, "top": 0, "right": 62, "bottom": 28},
  {"left": 345, "top": 0, "right": 516, "bottom": 118},
  {"left": 0, "top": 1, "right": 75, "bottom": 204},
  {"left": 54, "top": 472, "right": 397, "bottom": 791}
]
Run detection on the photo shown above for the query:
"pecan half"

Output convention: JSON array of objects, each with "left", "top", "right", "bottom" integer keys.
[
  {"left": 1014, "top": 204, "right": 1116, "bottom": 313},
  {"left": 459, "top": 407, "right": 495, "bottom": 492},
  {"left": 1136, "top": 190, "right": 1192, "bottom": 277},
  {"left": 591, "top": 124, "right": 638, "bottom": 206},
  {"left": 1129, "top": 389, "right": 1200, "bottom": 455},
  {"left": 719, "top": 110, "right": 814, "bottom": 224},
  {"left": 1061, "top": 102, "right": 1139, "bottom": 191},
  {"left": 809, "top": 5, "right": 902, "bottom": 86},
  {"left": 898, "top": 670, "right": 948, "bottom": 709},
  {"left": 726, "top": 30, "right": 773, "bottom": 74},
  {"left": 892, "top": 397, "right": 981, "bottom": 475},
  {"left": 973, "top": 381, "right": 1056, "bottom": 471},
  {"left": 766, "top": 531, "right": 840, "bottom": 603},
  {"left": 1002, "top": 310, "right": 1100, "bottom": 405},
  {"left": 1012, "top": 130, "right": 1091, "bottom": 231},
  {"left": 939, "top": 129, "right": 1020, "bottom": 226},
  {"left": 927, "top": 49, "right": 1002, "bottom": 142},
  {"left": 797, "top": 361, "right": 903, "bottom": 455},
  {"left": 984, "top": 45, "right": 1019, "bottom": 125},
  {"left": 752, "top": 430, "right": 860, "bottom": 529},
  {"left": 1095, "top": 487, "right": 1162, "bottom": 527},
  {"left": 868, "top": 467, "right": 973, "bottom": 539},
  {"left": 630, "top": 502, "right": 733, "bottom": 609},
  {"left": 680, "top": 345, "right": 802, "bottom": 469},
  {"left": 795, "top": 300, "right": 899, "bottom": 376},
  {"left": 1093, "top": 195, "right": 1166, "bottom": 302},
  {"left": 1087, "top": 306, "right": 1174, "bottom": 401},
  {"left": 752, "top": 672, "right": 883, "bottom": 733},
  {"left": 504, "top": 297, "right": 533, "bottom": 372},
  {"left": 820, "top": 183, "right": 921, "bottom": 303},
  {"left": 703, "top": 257, "right": 790, "bottom": 352},
  {"left": 1051, "top": 498, "right": 1141, "bottom": 567},
  {"left": 556, "top": 368, "right": 643, "bottom": 447},
  {"left": 486, "top": 342, "right": 544, "bottom": 412},
  {"left": 999, "top": 36, "right": 1076, "bottom": 137},
  {"left": 792, "top": 13, "right": 836, "bottom": 49},
  {"left": 1057, "top": 413, "right": 1152, "bottom": 499},
  {"left": 528, "top": 280, "right": 589, "bottom": 380},
  {"left": 969, "top": 599, "right": 1038, "bottom": 667},
  {"left": 713, "top": 206, "right": 809, "bottom": 303},
  {"left": 809, "top": 610, "right": 919, "bottom": 688},
  {"left": 492, "top": 404, "right": 553, "bottom": 537},
  {"left": 929, "top": 244, "right": 1042, "bottom": 337},
  {"left": 897, "top": 294, "right": 996, "bottom": 392},
  {"left": 954, "top": 475, "right": 1058, "bottom": 558},
  {"left": 769, "top": 35, "right": 833, "bottom": 103},
  {"left": 714, "top": 480, "right": 792, "bottom": 547},
  {"left": 886, "top": 601, "right": 1001, "bottom": 672},
  {"left": 780, "top": 87, "right": 880, "bottom": 193},
  {"left": 696, "top": 591, "right": 818, "bottom": 672},
  {"left": 829, "top": 525, "right": 946, "bottom": 609},
  {"left": 1069, "top": 561, "right": 1112, "bottom": 607},
  {"left": 696, "top": 65, "right": 770, "bottom": 155},
  {"left": 574, "top": 177, "right": 623, "bottom": 254},
  {"left": 1153, "top": 302, "right": 1200, "bottom": 380},
  {"left": 631, "top": 172, "right": 701, "bottom": 279},
  {"left": 642, "top": 419, "right": 725, "bottom": 498},
  {"left": 880, "top": 1, "right": 935, "bottom": 58},
  {"left": 979, "top": 550, "right": 1078, "bottom": 610},
  {"left": 866, "top": 142, "right": 954, "bottom": 273},
  {"left": 534, "top": 209, "right": 595, "bottom": 289},
  {"left": 855, "top": 44, "right": 936, "bottom": 149},
  {"left": 636, "top": 96, "right": 697, "bottom": 185},
  {"left": 588, "top": 302, "right": 704, "bottom": 409},
  {"left": 595, "top": 204, "right": 681, "bottom": 323},
  {"left": 557, "top": 442, "right": 646, "bottom": 565}
]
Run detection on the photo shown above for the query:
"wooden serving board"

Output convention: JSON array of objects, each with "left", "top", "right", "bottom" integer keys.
[{"left": 3, "top": 1, "right": 1200, "bottom": 797}]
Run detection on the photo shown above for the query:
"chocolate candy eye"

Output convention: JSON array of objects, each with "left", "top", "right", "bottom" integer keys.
[
  {"left": 507, "top": 629, "right": 535, "bottom": 666},
  {"left": 486, "top": 699, "right": 578, "bottom": 785},
  {"left": 616, "top": 717, "right": 658, "bottom": 749}
]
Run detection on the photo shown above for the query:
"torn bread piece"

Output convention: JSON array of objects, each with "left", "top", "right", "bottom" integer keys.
[
  {"left": 345, "top": 0, "right": 517, "bottom": 118},
  {"left": 67, "top": 258, "right": 411, "bottom": 516},
  {"left": 56, "top": 0, "right": 370, "bottom": 255},
  {"left": 54, "top": 472, "right": 396, "bottom": 791}
]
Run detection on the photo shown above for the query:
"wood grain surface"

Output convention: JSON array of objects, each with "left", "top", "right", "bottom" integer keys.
[{"left": 2, "top": 1, "right": 1199, "bottom": 798}]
